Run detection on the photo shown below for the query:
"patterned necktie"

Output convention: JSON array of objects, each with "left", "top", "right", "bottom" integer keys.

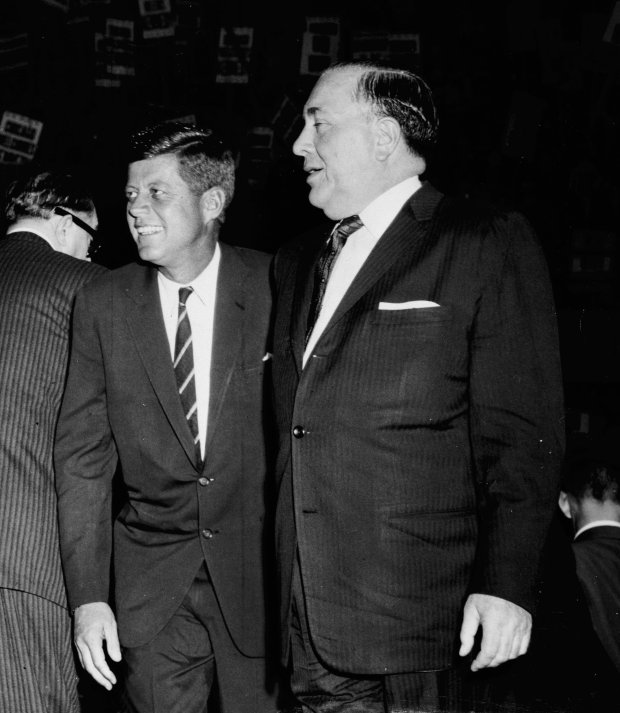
[
  {"left": 306, "top": 214, "right": 364, "bottom": 343},
  {"left": 174, "top": 286, "right": 201, "bottom": 463}
]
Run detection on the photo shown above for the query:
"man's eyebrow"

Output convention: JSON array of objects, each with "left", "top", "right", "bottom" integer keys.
[{"left": 305, "top": 106, "right": 320, "bottom": 118}]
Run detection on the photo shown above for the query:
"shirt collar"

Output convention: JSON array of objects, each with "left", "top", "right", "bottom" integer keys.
[
  {"left": 157, "top": 242, "right": 221, "bottom": 306},
  {"left": 574, "top": 520, "right": 620, "bottom": 540},
  {"left": 359, "top": 176, "right": 422, "bottom": 241}
]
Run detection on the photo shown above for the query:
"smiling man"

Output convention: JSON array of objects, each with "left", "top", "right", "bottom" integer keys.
[
  {"left": 271, "top": 62, "right": 565, "bottom": 712},
  {"left": 55, "top": 123, "right": 276, "bottom": 713}
]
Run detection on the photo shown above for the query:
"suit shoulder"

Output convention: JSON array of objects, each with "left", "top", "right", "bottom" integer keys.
[
  {"left": 224, "top": 243, "right": 273, "bottom": 271},
  {"left": 435, "top": 195, "right": 540, "bottom": 257},
  {"left": 77, "top": 261, "right": 145, "bottom": 297}
]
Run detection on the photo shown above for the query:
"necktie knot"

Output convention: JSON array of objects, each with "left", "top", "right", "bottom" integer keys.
[
  {"left": 178, "top": 286, "right": 193, "bottom": 306},
  {"left": 305, "top": 216, "right": 363, "bottom": 344},
  {"left": 332, "top": 215, "right": 363, "bottom": 247}
]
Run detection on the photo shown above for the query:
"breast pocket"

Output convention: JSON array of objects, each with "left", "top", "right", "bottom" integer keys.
[
  {"left": 355, "top": 305, "right": 463, "bottom": 418},
  {"left": 369, "top": 305, "right": 453, "bottom": 326}
]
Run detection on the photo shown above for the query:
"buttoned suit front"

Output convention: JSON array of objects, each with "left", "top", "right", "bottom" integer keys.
[
  {"left": 272, "top": 182, "right": 564, "bottom": 675},
  {"left": 55, "top": 242, "right": 273, "bottom": 661}
]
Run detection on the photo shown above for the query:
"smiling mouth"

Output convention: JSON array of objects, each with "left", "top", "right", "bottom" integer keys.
[{"left": 135, "top": 226, "right": 163, "bottom": 236}]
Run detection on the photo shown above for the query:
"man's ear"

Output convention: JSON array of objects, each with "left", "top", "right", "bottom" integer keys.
[
  {"left": 375, "top": 116, "right": 401, "bottom": 161},
  {"left": 53, "top": 212, "right": 73, "bottom": 248},
  {"left": 201, "top": 186, "right": 226, "bottom": 222},
  {"left": 558, "top": 491, "right": 573, "bottom": 519}
]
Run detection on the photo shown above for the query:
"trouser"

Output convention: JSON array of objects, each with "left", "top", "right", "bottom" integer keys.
[{"left": 122, "top": 564, "right": 277, "bottom": 713}]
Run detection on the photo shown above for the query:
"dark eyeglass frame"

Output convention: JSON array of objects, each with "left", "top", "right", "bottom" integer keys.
[{"left": 53, "top": 206, "right": 101, "bottom": 258}]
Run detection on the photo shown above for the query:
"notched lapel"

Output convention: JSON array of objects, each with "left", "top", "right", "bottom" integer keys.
[
  {"left": 320, "top": 183, "right": 444, "bottom": 340},
  {"left": 123, "top": 267, "right": 199, "bottom": 468},
  {"left": 289, "top": 230, "right": 329, "bottom": 374},
  {"left": 205, "top": 245, "right": 245, "bottom": 453}
]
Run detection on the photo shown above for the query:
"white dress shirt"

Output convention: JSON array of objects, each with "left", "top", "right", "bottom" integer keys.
[
  {"left": 303, "top": 176, "right": 422, "bottom": 367},
  {"left": 158, "top": 243, "right": 221, "bottom": 458}
]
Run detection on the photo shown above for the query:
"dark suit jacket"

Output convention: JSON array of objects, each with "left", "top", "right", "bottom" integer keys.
[
  {"left": 573, "top": 525, "right": 620, "bottom": 673},
  {"left": 272, "top": 183, "right": 564, "bottom": 674},
  {"left": 0, "top": 232, "right": 106, "bottom": 607},
  {"left": 55, "top": 243, "right": 273, "bottom": 653}
]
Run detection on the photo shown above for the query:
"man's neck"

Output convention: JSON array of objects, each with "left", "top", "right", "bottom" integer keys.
[{"left": 6, "top": 219, "right": 57, "bottom": 250}]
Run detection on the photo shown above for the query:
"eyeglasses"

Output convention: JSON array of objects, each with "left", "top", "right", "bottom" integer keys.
[{"left": 53, "top": 206, "right": 102, "bottom": 258}]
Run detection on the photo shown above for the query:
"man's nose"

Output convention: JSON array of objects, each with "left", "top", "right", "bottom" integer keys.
[
  {"left": 127, "top": 195, "right": 148, "bottom": 216},
  {"left": 292, "top": 124, "right": 311, "bottom": 157}
]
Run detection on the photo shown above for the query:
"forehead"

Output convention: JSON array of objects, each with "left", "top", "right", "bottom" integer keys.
[
  {"left": 305, "top": 68, "right": 366, "bottom": 116},
  {"left": 127, "top": 153, "right": 183, "bottom": 185}
]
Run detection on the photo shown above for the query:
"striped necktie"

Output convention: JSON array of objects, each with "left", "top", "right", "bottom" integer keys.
[
  {"left": 174, "top": 286, "right": 201, "bottom": 463},
  {"left": 305, "top": 214, "right": 363, "bottom": 343}
]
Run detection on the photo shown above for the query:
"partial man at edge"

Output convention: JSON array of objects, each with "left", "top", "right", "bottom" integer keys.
[{"left": 0, "top": 170, "right": 106, "bottom": 713}]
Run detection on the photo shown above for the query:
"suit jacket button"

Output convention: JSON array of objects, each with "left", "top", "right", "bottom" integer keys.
[
  {"left": 292, "top": 425, "right": 305, "bottom": 439},
  {"left": 201, "top": 528, "right": 213, "bottom": 539},
  {"left": 198, "top": 477, "right": 208, "bottom": 486}
]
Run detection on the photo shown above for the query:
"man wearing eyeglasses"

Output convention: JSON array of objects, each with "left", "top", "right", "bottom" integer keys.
[{"left": 0, "top": 170, "right": 106, "bottom": 713}]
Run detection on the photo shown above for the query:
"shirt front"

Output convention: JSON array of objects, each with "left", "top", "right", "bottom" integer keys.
[
  {"left": 158, "top": 243, "right": 221, "bottom": 458},
  {"left": 303, "top": 175, "right": 422, "bottom": 367}
]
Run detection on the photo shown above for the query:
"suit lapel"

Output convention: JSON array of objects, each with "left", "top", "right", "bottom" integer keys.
[
  {"left": 123, "top": 265, "right": 198, "bottom": 467},
  {"left": 205, "top": 243, "right": 246, "bottom": 454},
  {"left": 318, "top": 182, "right": 444, "bottom": 342},
  {"left": 289, "top": 229, "right": 330, "bottom": 374}
]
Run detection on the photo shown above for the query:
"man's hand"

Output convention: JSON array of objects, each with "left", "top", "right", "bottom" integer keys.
[
  {"left": 458, "top": 593, "right": 531, "bottom": 672},
  {"left": 73, "top": 601, "right": 122, "bottom": 690}
]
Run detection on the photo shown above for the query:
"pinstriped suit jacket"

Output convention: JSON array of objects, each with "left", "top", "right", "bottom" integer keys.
[
  {"left": 0, "top": 232, "right": 106, "bottom": 607},
  {"left": 272, "top": 183, "right": 565, "bottom": 673}
]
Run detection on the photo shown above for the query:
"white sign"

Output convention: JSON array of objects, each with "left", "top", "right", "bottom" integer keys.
[
  {"left": 300, "top": 17, "right": 339, "bottom": 76},
  {"left": 0, "top": 111, "right": 43, "bottom": 162},
  {"left": 216, "top": 27, "right": 253, "bottom": 84}
]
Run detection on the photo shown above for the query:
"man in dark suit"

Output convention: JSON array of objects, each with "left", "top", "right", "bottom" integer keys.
[
  {"left": 0, "top": 171, "right": 105, "bottom": 713},
  {"left": 271, "top": 62, "right": 564, "bottom": 711},
  {"left": 558, "top": 425, "right": 620, "bottom": 710},
  {"left": 55, "top": 123, "right": 276, "bottom": 713}
]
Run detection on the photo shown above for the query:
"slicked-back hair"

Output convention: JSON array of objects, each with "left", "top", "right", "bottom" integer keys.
[
  {"left": 3, "top": 171, "right": 95, "bottom": 224},
  {"left": 128, "top": 122, "right": 235, "bottom": 211},
  {"left": 326, "top": 62, "right": 439, "bottom": 160}
]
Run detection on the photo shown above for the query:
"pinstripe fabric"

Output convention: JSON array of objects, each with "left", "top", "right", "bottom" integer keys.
[
  {"left": 0, "top": 588, "right": 80, "bottom": 713},
  {"left": 0, "top": 232, "right": 106, "bottom": 606},
  {"left": 272, "top": 183, "right": 564, "bottom": 675}
]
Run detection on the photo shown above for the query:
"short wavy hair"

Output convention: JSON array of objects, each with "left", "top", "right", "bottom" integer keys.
[
  {"left": 3, "top": 171, "right": 95, "bottom": 223},
  {"left": 128, "top": 122, "right": 235, "bottom": 212},
  {"left": 326, "top": 62, "right": 439, "bottom": 161}
]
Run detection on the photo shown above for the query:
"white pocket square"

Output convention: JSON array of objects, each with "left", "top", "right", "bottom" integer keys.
[
  {"left": 378, "top": 300, "right": 440, "bottom": 310},
  {"left": 262, "top": 352, "right": 273, "bottom": 362}
]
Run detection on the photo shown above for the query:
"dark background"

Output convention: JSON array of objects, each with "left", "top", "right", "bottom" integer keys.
[
  {"left": 1, "top": 1, "right": 619, "bottom": 710},
  {"left": 1, "top": 0, "right": 618, "bottom": 440}
]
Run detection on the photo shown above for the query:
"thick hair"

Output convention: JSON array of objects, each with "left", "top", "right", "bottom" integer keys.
[
  {"left": 563, "top": 424, "right": 620, "bottom": 502},
  {"left": 3, "top": 171, "right": 95, "bottom": 223},
  {"left": 562, "top": 462, "right": 620, "bottom": 504},
  {"left": 128, "top": 122, "right": 235, "bottom": 210},
  {"left": 326, "top": 62, "right": 439, "bottom": 160}
]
